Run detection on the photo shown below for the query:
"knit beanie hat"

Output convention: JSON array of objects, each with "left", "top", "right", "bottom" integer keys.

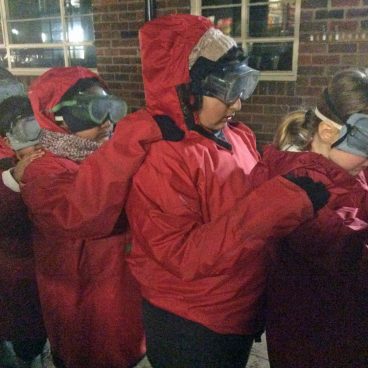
[
  {"left": 189, "top": 28, "right": 237, "bottom": 69},
  {"left": 189, "top": 28, "right": 244, "bottom": 96}
]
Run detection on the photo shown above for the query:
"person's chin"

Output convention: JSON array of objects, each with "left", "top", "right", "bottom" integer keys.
[
  {"left": 98, "top": 136, "right": 110, "bottom": 143},
  {"left": 217, "top": 121, "right": 228, "bottom": 129}
]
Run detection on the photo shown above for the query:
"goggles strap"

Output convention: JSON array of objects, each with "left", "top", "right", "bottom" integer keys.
[
  {"left": 51, "top": 100, "right": 77, "bottom": 113},
  {"left": 331, "top": 123, "right": 353, "bottom": 149},
  {"left": 314, "top": 107, "right": 342, "bottom": 130}
]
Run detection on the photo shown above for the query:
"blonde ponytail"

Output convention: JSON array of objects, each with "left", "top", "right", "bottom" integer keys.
[{"left": 274, "top": 110, "right": 317, "bottom": 151}]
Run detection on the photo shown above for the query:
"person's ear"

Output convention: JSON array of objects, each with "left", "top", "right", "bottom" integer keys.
[
  {"left": 317, "top": 121, "right": 340, "bottom": 145},
  {"left": 15, "top": 150, "right": 22, "bottom": 161},
  {"left": 3, "top": 136, "right": 12, "bottom": 148}
]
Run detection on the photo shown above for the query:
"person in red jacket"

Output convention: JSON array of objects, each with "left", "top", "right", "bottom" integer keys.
[
  {"left": 18, "top": 66, "right": 174, "bottom": 368},
  {"left": 0, "top": 68, "right": 46, "bottom": 368},
  {"left": 255, "top": 68, "right": 368, "bottom": 368},
  {"left": 0, "top": 96, "right": 48, "bottom": 366},
  {"left": 125, "top": 14, "right": 329, "bottom": 368}
]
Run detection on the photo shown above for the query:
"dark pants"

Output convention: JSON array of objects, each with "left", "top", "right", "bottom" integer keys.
[
  {"left": 143, "top": 300, "right": 255, "bottom": 368},
  {"left": 12, "top": 337, "right": 46, "bottom": 362}
]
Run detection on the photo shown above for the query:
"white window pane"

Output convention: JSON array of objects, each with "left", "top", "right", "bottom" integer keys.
[
  {"left": 202, "top": 7, "right": 241, "bottom": 37},
  {"left": 68, "top": 45, "right": 96, "bottom": 67},
  {"left": 0, "top": 49, "right": 7, "bottom": 68},
  {"left": 66, "top": 15, "right": 94, "bottom": 42},
  {"left": 10, "top": 48, "right": 64, "bottom": 68},
  {"left": 247, "top": 42, "right": 293, "bottom": 71},
  {"left": 8, "top": 19, "right": 63, "bottom": 44},
  {"left": 65, "top": 0, "right": 93, "bottom": 15},
  {"left": 249, "top": 1, "right": 296, "bottom": 37},
  {"left": 202, "top": 0, "right": 240, "bottom": 5},
  {"left": 7, "top": 0, "right": 60, "bottom": 19}
]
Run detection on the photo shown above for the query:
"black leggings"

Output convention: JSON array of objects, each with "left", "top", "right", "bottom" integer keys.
[
  {"left": 12, "top": 337, "right": 47, "bottom": 362},
  {"left": 143, "top": 300, "right": 255, "bottom": 368}
]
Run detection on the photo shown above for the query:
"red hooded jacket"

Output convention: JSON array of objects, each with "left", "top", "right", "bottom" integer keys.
[
  {"left": 125, "top": 15, "right": 314, "bottom": 335},
  {"left": 252, "top": 146, "right": 368, "bottom": 368},
  {"left": 0, "top": 144, "right": 46, "bottom": 342},
  {"left": 21, "top": 67, "right": 163, "bottom": 368}
]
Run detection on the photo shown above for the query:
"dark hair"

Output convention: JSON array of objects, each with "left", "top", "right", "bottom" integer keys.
[
  {"left": 318, "top": 68, "right": 368, "bottom": 124},
  {"left": 274, "top": 68, "right": 368, "bottom": 151},
  {"left": 0, "top": 95, "right": 33, "bottom": 137}
]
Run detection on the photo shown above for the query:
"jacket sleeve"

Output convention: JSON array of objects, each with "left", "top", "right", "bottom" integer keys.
[
  {"left": 126, "top": 144, "right": 314, "bottom": 281},
  {"left": 0, "top": 169, "right": 30, "bottom": 237},
  {"left": 21, "top": 110, "right": 162, "bottom": 239}
]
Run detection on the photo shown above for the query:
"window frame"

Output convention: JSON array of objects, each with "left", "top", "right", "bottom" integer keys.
[
  {"left": 190, "top": 0, "right": 301, "bottom": 81},
  {"left": 0, "top": 0, "right": 96, "bottom": 76}
]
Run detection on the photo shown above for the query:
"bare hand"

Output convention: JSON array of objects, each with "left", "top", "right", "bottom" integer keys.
[{"left": 12, "top": 149, "right": 45, "bottom": 183}]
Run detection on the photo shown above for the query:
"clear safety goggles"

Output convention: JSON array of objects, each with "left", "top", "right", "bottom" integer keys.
[
  {"left": 331, "top": 113, "right": 368, "bottom": 158},
  {"left": 201, "top": 60, "right": 260, "bottom": 105},
  {"left": 52, "top": 94, "right": 127, "bottom": 125},
  {"left": 6, "top": 116, "right": 41, "bottom": 151}
]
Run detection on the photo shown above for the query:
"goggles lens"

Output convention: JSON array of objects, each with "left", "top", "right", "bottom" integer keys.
[
  {"left": 6, "top": 116, "right": 41, "bottom": 151},
  {"left": 88, "top": 95, "right": 127, "bottom": 124},
  {"left": 52, "top": 95, "right": 127, "bottom": 125},
  {"left": 333, "top": 113, "right": 368, "bottom": 158},
  {"left": 202, "top": 60, "right": 260, "bottom": 104}
]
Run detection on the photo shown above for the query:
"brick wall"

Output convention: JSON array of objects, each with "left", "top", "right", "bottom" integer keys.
[
  {"left": 92, "top": 0, "right": 189, "bottom": 111},
  {"left": 92, "top": 0, "right": 368, "bottom": 147},
  {"left": 241, "top": 0, "right": 368, "bottom": 147},
  {"left": 15, "top": 1, "right": 368, "bottom": 147}
]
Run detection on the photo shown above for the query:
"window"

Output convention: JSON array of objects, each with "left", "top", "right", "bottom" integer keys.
[
  {"left": 0, "top": 0, "right": 96, "bottom": 75},
  {"left": 191, "top": 0, "right": 301, "bottom": 81}
]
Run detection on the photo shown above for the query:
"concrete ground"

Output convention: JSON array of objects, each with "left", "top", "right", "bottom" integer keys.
[
  {"left": 135, "top": 334, "right": 270, "bottom": 368},
  {"left": 1, "top": 335, "right": 269, "bottom": 368},
  {"left": 246, "top": 334, "right": 270, "bottom": 368}
]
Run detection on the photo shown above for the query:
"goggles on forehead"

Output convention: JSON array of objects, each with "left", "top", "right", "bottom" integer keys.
[
  {"left": 201, "top": 59, "right": 260, "bottom": 105},
  {"left": 331, "top": 113, "right": 368, "bottom": 158},
  {"left": 52, "top": 94, "right": 127, "bottom": 125}
]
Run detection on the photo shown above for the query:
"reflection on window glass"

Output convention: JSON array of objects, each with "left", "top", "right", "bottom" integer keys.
[
  {"left": 202, "top": 0, "right": 240, "bottom": 5},
  {"left": 7, "top": 0, "right": 60, "bottom": 19},
  {"left": 68, "top": 45, "right": 96, "bottom": 67},
  {"left": 4, "top": 0, "right": 95, "bottom": 70},
  {"left": 247, "top": 42, "right": 293, "bottom": 71},
  {"left": 65, "top": 0, "right": 93, "bottom": 15},
  {"left": 10, "top": 48, "right": 64, "bottom": 68},
  {"left": 0, "top": 49, "right": 7, "bottom": 68},
  {"left": 8, "top": 19, "right": 63, "bottom": 44},
  {"left": 66, "top": 15, "right": 94, "bottom": 42},
  {"left": 202, "top": 7, "right": 241, "bottom": 37},
  {"left": 249, "top": 1, "right": 295, "bottom": 37}
]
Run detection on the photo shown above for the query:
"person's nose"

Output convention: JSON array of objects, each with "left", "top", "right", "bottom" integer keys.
[
  {"left": 229, "top": 98, "right": 241, "bottom": 113},
  {"left": 100, "top": 120, "right": 112, "bottom": 129}
]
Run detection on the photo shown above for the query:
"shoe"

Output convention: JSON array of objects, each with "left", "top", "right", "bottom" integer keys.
[{"left": 0, "top": 340, "right": 18, "bottom": 368}]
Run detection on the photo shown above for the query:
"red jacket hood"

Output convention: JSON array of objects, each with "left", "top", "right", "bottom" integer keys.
[
  {"left": 0, "top": 137, "right": 13, "bottom": 159},
  {"left": 28, "top": 67, "right": 103, "bottom": 133},
  {"left": 139, "top": 14, "right": 213, "bottom": 132}
]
